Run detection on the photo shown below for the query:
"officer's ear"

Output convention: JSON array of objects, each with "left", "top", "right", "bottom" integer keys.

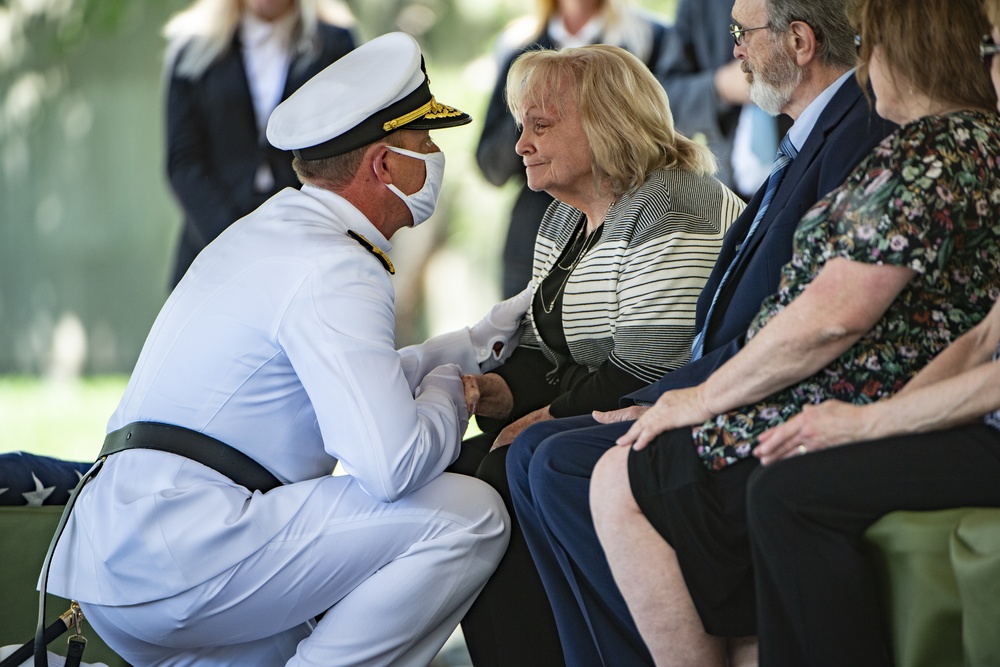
[{"left": 370, "top": 144, "right": 394, "bottom": 186}]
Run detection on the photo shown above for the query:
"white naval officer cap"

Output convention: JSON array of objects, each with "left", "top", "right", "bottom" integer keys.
[{"left": 267, "top": 31, "right": 471, "bottom": 160}]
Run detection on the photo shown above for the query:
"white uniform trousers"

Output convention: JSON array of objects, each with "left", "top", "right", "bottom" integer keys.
[{"left": 78, "top": 472, "right": 509, "bottom": 666}]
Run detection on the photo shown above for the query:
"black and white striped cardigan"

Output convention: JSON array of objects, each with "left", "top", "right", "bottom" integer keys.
[{"left": 521, "top": 167, "right": 745, "bottom": 386}]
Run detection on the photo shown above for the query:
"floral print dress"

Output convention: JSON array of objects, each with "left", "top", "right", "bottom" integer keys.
[{"left": 694, "top": 110, "right": 1000, "bottom": 470}]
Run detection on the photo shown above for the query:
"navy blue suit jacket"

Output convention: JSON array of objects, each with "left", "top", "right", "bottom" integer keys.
[{"left": 626, "top": 76, "right": 895, "bottom": 405}]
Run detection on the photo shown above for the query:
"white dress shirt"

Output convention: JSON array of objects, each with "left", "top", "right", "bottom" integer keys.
[{"left": 240, "top": 11, "right": 294, "bottom": 191}]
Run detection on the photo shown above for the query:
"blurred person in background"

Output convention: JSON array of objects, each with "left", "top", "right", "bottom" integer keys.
[
  {"left": 456, "top": 43, "right": 744, "bottom": 667},
  {"left": 475, "top": 0, "right": 671, "bottom": 299},
  {"left": 163, "top": 0, "right": 355, "bottom": 287}
]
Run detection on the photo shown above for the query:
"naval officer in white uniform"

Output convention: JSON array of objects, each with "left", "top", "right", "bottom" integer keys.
[{"left": 44, "top": 32, "right": 522, "bottom": 666}]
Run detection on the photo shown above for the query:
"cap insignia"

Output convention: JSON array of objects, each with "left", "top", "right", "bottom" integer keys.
[{"left": 424, "top": 98, "right": 466, "bottom": 120}]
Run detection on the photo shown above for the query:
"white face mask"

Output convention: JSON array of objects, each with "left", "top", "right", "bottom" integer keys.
[{"left": 380, "top": 146, "right": 446, "bottom": 227}]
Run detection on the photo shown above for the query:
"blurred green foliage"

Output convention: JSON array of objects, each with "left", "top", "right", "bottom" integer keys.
[{"left": 0, "top": 375, "right": 126, "bottom": 459}]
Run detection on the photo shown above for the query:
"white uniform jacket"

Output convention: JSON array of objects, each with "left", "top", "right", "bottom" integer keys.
[{"left": 47, "top": 184, "right": 480, "bottom": 606}]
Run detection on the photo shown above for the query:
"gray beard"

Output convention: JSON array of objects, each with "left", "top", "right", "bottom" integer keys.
[
  {"left": 749, "top": 79, "right": 793, "bottom": 115},
  {"left": 747, "top": 50, "right": 803, "bottom": 116}
]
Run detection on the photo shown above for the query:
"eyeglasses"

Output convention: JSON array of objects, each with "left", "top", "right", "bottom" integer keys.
[
  {"left": 730, "top": 22, "right": 773, "bottom": 46},
  {"left": 981, "top": 34, "right": 1000, "bottom": 67}
]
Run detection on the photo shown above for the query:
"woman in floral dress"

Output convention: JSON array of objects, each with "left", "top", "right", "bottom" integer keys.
[
  {"left": 744, "top": 0, "right": 1000, "bottom": 662},
  {"left": 585, "top": 0, "right": 1000, "bottom": 664}
]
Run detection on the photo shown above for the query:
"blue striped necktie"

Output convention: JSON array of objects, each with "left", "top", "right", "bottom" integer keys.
[{"left": 690, "top": 134, "right": 798, "bottom": 361}]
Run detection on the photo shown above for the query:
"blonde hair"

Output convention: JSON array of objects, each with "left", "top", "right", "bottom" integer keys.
[
  {"left": 533, "top": 0, "right": 655, "bottom": 63},
  {"left": 164, "top": 0, "right": 353, "bottom": 79},
  {"left": 505, "top": 44, "right": 715, "bottom": 196}
]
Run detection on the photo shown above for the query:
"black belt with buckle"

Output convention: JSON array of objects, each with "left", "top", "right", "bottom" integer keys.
[
  {"left": 100, "top": 422, "right": 282, "bottom": 493},
  {"left": 33, "top": 421, "right": 281, "bottom": 666}
]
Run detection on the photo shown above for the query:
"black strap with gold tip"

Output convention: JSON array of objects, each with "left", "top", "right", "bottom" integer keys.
[{"left": 348, "top": 230, "right": 395, "bottom": 274}]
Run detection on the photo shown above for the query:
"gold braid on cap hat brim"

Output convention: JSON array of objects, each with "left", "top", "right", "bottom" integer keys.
[{"left": 382, "top": 97, "right": 465, "bottom": 131}]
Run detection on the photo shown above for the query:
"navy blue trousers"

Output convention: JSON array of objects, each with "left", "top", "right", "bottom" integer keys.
[{"left": 507, "top": 416, "right": 654, "bottom": 666}]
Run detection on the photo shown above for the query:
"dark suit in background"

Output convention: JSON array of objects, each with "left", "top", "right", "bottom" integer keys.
[
  {"left": 476, "top": 32, "right": 557, "bottom": 300},
  {"left": 505, "top": 76, "right": 896, "bottom": 665},
  {"left": 165, "top": 24, "right": 354, "bottom": 287}
]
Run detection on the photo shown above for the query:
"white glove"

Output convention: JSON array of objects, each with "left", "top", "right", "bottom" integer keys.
[
  {"left": 415, "top": 363, "right": 469, "bottom": 435},
  {"left": 469, "top": 284, "right": 532, "bottom": 372}
]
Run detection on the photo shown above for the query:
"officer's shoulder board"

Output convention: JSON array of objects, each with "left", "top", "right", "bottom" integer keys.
[{"left": 347, "top": 230, "right": 395, "bottom": 275}]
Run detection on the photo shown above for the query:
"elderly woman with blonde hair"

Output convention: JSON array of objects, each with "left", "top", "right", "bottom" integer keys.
[
  {"left": 163, "top": 0, "right": 354, "bottom": 286},
  {"left": 456, "top": 43, "right": 744, "bottom": 667},
  {"left": 477, "top": 0, "right": 672, "bottom": 298}
]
